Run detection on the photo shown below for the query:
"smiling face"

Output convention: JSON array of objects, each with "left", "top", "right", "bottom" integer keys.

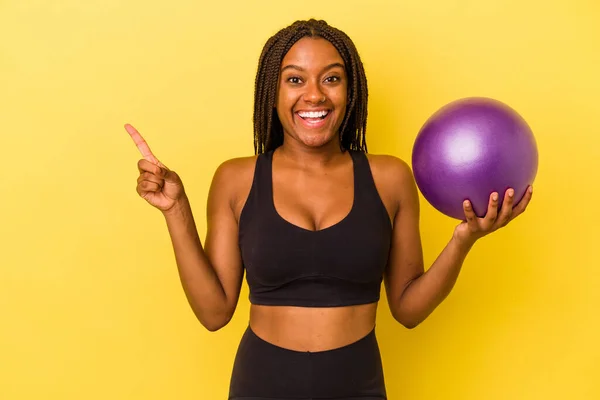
[{"left": 275, "top": 37, "right": 348, "bottom": 150}]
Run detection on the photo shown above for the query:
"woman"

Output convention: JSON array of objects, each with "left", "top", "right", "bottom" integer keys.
[{"left": 125, "top": 19, "right": 532, "bottom": 400}]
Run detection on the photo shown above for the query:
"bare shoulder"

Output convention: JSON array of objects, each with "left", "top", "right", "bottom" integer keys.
[
  {"left": 365, "top": 153, "right": 416, "bottom": 190},
  {"left": 209, "top": 155, "right": 259, "bottom": 219},
  {"left": 364, "top": 153, "right": 419, "bottom": 219},
  {"left": 212, "top": 155, "right": 258, "bottom": 183}
]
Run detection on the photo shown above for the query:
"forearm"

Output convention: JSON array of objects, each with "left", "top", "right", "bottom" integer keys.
[
  {"left": 162, "top": 196, "right": 230, "bottom": 330},
  {"left": 395, "top": 236, "right": 475, "bottom": 328}
]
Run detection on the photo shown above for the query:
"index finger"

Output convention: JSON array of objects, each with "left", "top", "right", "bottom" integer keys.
[{"left": 124, "top": 123, "right": 161, "bottom": 165}]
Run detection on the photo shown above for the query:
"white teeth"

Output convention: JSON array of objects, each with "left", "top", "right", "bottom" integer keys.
[{"left": 298, "top": 110, "right": 329, "bottom": 118}]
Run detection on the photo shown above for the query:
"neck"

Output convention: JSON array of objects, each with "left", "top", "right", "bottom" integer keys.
[{"left": 276, "top": 138, "right": 346, "bottom": 169}]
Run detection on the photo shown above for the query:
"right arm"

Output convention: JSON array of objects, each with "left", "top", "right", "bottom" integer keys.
[
  {"left": 162, "top": 161, "right": 245, "bottom": 331},
  {"left": 125, "top": 123, "right": 245, "bottom": 331}
]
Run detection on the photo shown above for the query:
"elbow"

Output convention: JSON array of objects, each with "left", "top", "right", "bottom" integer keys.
[
  {"left": 399, "top": 319, "right": 421, "bottom": 330},
  {"left": 394, "top": 315, "right": 421, "bottom": 330},
  {"left": 196, "top": 309, "right": 234, "bottom": 332},
  {"left": 200, "top": 316, "right": 230, "bottom": 332},
  {"left": 390, "top": 307, "right": 423, "bottom": 330},
  {"left": 203, "top": 321, "right": 227, "bottom": 332}
]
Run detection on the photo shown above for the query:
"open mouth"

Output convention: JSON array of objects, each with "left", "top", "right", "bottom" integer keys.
[{"left": 296, "top": 110, "right": 330, "bottom": 127}]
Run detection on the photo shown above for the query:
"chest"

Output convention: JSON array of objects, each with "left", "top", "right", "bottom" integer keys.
[
  {"left": 240, "top": 206, "right": 392, "bottom": 287},
  {"left": 271, "top": 163, "right": 354, "bottom": 232}
]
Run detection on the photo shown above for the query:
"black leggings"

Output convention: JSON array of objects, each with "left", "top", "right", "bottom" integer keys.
[{"left": 228, "top": 326, "right": 387, "bottom": 400}]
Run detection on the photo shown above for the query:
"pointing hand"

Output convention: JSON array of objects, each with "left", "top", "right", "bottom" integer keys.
[{"left": 125, "top": 123, "right": 185, "bottom": 212}]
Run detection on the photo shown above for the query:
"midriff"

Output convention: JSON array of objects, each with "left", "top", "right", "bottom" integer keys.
[{"left": 249, "top": 302, "right": 378, "bottom": 352}]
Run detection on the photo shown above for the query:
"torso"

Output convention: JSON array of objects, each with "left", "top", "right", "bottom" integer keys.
[{"left": 230, "top": 149, "right": 399, "bottom": 352}]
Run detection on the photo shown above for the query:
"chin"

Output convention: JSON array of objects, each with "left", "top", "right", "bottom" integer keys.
[{"left": 298, "top": 132, "right": 339, "bottom": 149}]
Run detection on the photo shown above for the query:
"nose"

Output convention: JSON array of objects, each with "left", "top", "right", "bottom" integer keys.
[{"left": 303, "top": 80, "right": 326, "bottom": 104}]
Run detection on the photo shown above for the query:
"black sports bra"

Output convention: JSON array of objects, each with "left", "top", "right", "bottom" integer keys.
[{"left": 238, "top": 150, "right": 392, "bottom": 307}]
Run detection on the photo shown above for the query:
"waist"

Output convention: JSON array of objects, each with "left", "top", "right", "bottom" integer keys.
[{"left": 249, "top": 302, "right": 378, "bottom": 352}]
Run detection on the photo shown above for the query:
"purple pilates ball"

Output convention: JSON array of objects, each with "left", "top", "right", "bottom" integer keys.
[{"left": 411, "top": 97, "right": 538, "bottom": 220}]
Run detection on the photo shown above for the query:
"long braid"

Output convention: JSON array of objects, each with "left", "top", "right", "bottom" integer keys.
[{"left": 253, "top": 19, "right": 369, "bottom": 154}]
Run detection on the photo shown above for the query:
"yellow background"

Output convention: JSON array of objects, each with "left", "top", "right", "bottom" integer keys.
[{"left": 1, "top": 0, "right": 598, "bottom": 399}]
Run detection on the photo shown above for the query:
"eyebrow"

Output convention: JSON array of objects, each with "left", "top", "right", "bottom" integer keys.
[{"left": 280, "top": 62, "right": 345, "bottom": 73}]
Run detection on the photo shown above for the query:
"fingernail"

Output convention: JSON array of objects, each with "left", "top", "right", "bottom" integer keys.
[
  {"left": 492, "top": 193, "right": 498, "bottom": 201},
  {"left": 529, "top": 186, "right": 533, "bottom": 193},
  {"left": 508, "top": 189, "right": 514, "bottom": 197}
]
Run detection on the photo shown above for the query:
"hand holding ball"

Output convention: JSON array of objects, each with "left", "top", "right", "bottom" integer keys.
[{"left": 412, "top": 97, "right": 538, "bottom": 221}]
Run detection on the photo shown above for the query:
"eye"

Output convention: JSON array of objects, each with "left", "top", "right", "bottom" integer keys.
[
  {"left": 325, "top": 75, "right": 341, "bottom": 83},
  {"left": 287, "top": 76, "right": 303, "bottom": 84}
]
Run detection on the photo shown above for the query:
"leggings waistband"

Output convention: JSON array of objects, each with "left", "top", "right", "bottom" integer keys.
[{"left": 229, "top": 326, "right": 387, "bottom": 399}]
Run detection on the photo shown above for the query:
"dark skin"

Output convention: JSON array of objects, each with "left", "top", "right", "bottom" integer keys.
[{"left": 125, "top": 37, "right": 533, "bottom": 352}]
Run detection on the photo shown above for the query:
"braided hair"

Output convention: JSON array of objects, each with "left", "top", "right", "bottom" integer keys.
[{"left": 253, "top": 19, "right": 369, "bottom": 154}]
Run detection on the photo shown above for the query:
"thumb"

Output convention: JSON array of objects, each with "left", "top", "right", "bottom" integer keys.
[{"left": 161, "top": 167, "right": 180, "bottom": 184}]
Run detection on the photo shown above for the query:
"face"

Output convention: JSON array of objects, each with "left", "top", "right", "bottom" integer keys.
[{"left": 275, "top": 37, "right": 348, "bottom": 150}]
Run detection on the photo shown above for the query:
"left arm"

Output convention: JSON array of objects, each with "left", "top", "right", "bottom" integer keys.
[{"left": 381, "top": 157, "right": 533, "bottom": 329}]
